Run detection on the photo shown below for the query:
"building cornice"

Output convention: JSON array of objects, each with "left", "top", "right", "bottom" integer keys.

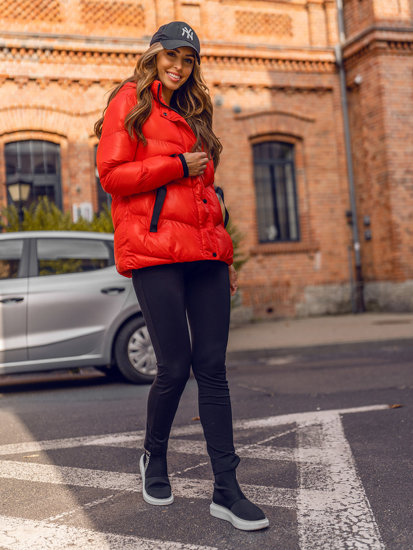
[
  {"left": 0, "top": 73, "right": 334, "bottom": 94},
  {"left": 0, "top": 103, "right": 99, "bottom": 117},
  {"left": 0, "top": 33, "right": 336, "bottom": 74},
  {"left": 343, "top": 26, "right": 413, "bottom": 66},
  {"left": 0, "top": 73, "right": 116, "bottom": 91},
  {"left": 0, "top": 30, "right": 335, "bottom": 52}
]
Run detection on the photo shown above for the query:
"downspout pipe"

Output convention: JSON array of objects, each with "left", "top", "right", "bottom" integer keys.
[{"left": 334, "top": 0, "right": 365, "bottom": 313}]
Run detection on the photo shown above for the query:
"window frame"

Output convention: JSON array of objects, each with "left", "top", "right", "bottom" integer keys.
[
  {"left": 28, "top": 237, "right": 115, "bottom": 278},
  {"left": 4, "top": 139, "right": 62, "bottom": 209},
  {"left": 0, "top": 238, "right": 30, "bottom": 280},
  {"left": 247, "top": 132, "right": 319, "bottom": 256},
  {"left": 252, "top": 140, "right": 300, "bottom": 244}
]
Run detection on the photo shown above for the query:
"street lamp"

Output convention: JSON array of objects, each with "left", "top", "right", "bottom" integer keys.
[{"left": 7, "top": 175, "right": 32, "bottom": 229}]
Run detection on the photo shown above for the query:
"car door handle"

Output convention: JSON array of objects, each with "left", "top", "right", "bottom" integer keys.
[
  {"left": 101, "top": 287, "right": 126, "bottom": 295},
  {"left": 0, "top": 297, "right": 24, "bottom": 304}
]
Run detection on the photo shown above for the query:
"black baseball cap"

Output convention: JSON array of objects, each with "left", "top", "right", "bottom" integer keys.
[{"left": 150, "top": 21, "right": 201, "bottom": 63}]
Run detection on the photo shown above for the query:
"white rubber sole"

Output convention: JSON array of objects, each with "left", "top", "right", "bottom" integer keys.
[
  {"left": 210, "top": 502, "right": 269, "bottom": 531},
  {"left": 139, "top": 454, "right": 174, "bottom": 506}
]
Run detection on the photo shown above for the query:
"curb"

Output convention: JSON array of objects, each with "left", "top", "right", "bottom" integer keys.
[{"left": 226, "top": 337, "right": 413, "bottom": 362}]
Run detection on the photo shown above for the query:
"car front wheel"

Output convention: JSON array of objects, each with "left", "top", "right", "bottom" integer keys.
[{"left": 114, "top": 317, "right": 157, "bottom": 384}]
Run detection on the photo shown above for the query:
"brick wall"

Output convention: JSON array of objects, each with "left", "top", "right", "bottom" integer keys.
[
  {"left": 343, "top": 0, "right": 375, "bottom": 39},
  {"left": 0, "top": 0, "right": 412, "bottom": 316},
  {"left": 343, "top": 0, "right": 411, "bottom": 39},
  {"left": 212, "top": 76, "right": 352, "bottom": 317},
  {"left": 344, "top": 3, "right": 413, "bottom": 301}
]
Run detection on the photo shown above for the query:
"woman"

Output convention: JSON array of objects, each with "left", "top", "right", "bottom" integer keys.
[{"left": 95, "top": 21, "right": 269, "bottom": 531}]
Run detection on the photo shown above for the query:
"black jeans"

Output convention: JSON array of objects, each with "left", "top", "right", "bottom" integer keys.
[{"left": 132, "top": 261, "right": 240, "bottom": 475}]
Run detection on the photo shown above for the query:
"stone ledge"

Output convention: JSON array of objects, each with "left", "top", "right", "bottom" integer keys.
[{"left": 250, "top": 242, "right": 320, "bottom": 255}]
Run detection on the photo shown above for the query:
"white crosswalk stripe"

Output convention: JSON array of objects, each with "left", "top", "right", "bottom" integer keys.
[
  {"left": 296, "top": 414, "right": 385, "bottom": 549},
  {"left": 0, "top": 460, "right": 299, "bottom": 508},
  {"left": 0, "top": 515, "right": 218, "bottom": 550},
  {"left": 0, "top": 405, "right": 388, "bottom": 549}
]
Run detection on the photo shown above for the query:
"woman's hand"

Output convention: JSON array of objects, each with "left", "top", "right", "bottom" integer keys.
[
  {"left": 183, "top": 152, "right": 209, "bottom": 176},
  {"left": 228, "top": 265, "right": 238, "bottom": 296}
]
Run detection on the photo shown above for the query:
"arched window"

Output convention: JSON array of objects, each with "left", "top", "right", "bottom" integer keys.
[
  {"left": 4, "top": 140, "right": 62, "bottom": 208},
  {"left": 253, "top": 141, "right": 299, "bottom": 243}
]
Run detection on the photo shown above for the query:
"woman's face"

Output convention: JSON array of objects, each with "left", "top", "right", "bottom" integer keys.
[{"left": 156, "top": 47, "right": 195, "bottom": 104}]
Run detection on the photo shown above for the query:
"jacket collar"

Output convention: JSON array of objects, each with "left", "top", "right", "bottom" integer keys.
[
  {"left": 151, "top": 79, "right": 170, "bottom": 109},
  {"left": 150, "top": 79, "right": 196, "bottom": 139}
]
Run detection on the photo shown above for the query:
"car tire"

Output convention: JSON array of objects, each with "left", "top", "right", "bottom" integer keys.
[{"left": 114, "top": 317, "right": 157, "bottom": 384}]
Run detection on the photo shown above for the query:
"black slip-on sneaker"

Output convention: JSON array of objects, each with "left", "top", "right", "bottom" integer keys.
[
  {"left": 139, "top": 453, "right": 174, "bottom": 506},
  {"left": 210, "top": 499, "right": 269, "bottom": 531}
]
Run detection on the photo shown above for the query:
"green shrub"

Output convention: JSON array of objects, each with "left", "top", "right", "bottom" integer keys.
[
  {"left": 226, "top": 218, "right": 248, "bottom": 273},
  {"left": 1, "top": 197, "right": 113, "bottom": 233}
]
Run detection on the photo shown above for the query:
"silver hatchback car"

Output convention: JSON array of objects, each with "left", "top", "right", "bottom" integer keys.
[{"left": 0, "top": 231, "right": 156, "bottom": 383}]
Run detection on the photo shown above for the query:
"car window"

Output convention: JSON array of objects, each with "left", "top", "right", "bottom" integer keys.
[
  {"left": 0, "top": 239, "right": 24, "bottom": 279},
  {"left": 36, "top": 238, "right": 114, "bottom": 276}
]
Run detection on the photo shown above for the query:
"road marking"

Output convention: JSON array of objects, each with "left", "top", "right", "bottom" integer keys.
[
  {"left": 0, "top": 404, "right": 388, "bottom": 457},
  {"left": 0, "top": 422, "right": 206, "bottom": 458},
  {"left": 0, "top": 432, "right": 146, "bottom": 457},
  {"left": 46, "top": 494, "right": 118, "bottom": 522},
  {"left": 0, "top": 435, "right": 328, "bottom": 464},
  {"left": 296, "top": 415, "right": 386, "bottom": 549},
  {"left": 0, "top": 515, "right": 218, "bottom": 550},
  {"left": 232, "top": 404, "right": 389, "bottom": 431},
  {"left": 0, "top": 460, "right": 299, "bottom": 508},
  {"left": 0, "top": 404, "right": 390, "bottom": 549}
]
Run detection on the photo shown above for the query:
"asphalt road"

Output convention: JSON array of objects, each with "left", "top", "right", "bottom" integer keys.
[{"left": 0, "top": 339, "right": 412, "bottom": 550}]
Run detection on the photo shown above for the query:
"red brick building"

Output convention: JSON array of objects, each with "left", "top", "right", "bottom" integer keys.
[{"left": 0, "top": 0, "right": 412, "bottom": 317}]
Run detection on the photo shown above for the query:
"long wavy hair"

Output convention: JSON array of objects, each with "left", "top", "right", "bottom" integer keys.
[{"left": 94, "top": 42, "right": 222, "bottom": 167}]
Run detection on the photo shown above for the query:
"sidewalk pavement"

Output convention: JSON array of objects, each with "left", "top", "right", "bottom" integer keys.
[{"left": 227, "top": 312, "right": 413, "bottom": 353}]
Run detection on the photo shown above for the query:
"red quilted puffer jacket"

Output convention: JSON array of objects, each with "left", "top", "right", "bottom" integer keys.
[{"left": 96, "top": 80, "right": 233, "bottom": 277}]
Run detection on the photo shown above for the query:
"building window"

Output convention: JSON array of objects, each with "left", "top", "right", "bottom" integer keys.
[
  {"left": 4, "top": 140, "right": 62, "bottom": 208},
  {"left": 253, "top": 141, "right": 300, "bottom": 243},
  {"left": 94, "top": 144, "right": 111, "bottom": 213}
]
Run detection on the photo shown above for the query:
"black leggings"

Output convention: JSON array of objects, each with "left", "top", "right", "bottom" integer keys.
[{"left": 132, "top": 261, "right": 240, "bottom": 475}]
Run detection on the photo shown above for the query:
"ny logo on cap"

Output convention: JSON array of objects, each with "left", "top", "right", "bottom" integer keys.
[{"left": 182, "top": 26, "right": 194, "bottom": 41}]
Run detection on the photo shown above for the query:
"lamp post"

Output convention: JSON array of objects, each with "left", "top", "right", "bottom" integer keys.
[{"left": 6, "top": 175, "right": 32, "bottom": 229}]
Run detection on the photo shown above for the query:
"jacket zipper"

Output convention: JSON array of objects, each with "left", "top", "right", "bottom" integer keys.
[{"left": 157, "top": 83, "right": 180, "bottom": 114}]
